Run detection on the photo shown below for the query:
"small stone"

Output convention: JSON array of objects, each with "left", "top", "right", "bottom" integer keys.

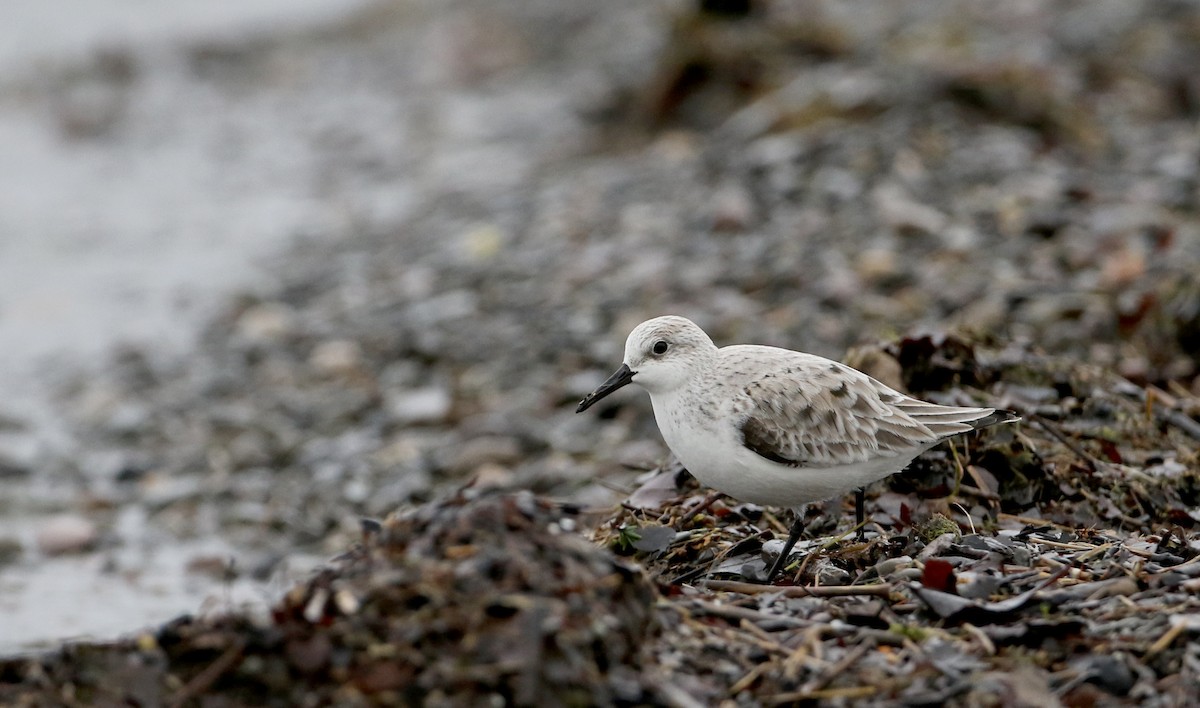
[
  {"left": 234, "top": 302, "right": 296, "bottom": 344},
  {"left": 812, "top": 559, "right": 852, "bottom": 585},
  {"left": 461, "top": 223, "right": 506, "bottom": 261},
  {"left": 855, "top": 247, "right": 899, "bottom": 282},
  {"left": 185, "top": 555, "right": 234, "bottom": 580},
  {"left": 36, "top": 514, "right": 99, "bottom": 555},
  {"left": 309, "top": 340, "right": 364, "bottom": 376},
  {"left": 874, "top": 555, "right": 913, "bottom": 578},
  {"left": 1100, "top": 244, "right": 1146, "bottom": 287},
  {"left": 334, "top": 589, "right": 360, "bottom": 615},
  {"left": 386, "top": 387, "right": 453, "bottom": 425},
  {"left": 303, "top": 587, "right": 329, "bottom": 624},
  {"left": 916, "top": 533, "right": 960, "bottom": 561},
  {"left": 450, "top": 435, "right": 523, "bottom": 472},
  {"left": 872, "top": 183, "right": 948, "bottom": 235},
  {"left": 711, "top": 185, "right": 755, "bottom": 232},
  {"left": 344, "top": 478, "right": 370, "bottom": 504},
  {"left": 104, "top": 402, "right": 150, "bottom": 435},
  {"left": 468, "top": 463, "right": 515, "bottom": 492}
]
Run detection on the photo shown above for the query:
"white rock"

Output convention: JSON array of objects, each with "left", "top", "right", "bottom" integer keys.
[
  {"left": 235, "top": 302, "right": 296, "bottom": 343},
  {"left": 309, "top": 339, "right": 364, "bottom": 375},
  {"left": 36, "top": 514, "right": 98, "bottom": 555},
  {"left": 872, "top": 183, "right": 948, "bottom": 235},
  {"left": 386, "top": 387, "right": 453, "bottom": 425}
]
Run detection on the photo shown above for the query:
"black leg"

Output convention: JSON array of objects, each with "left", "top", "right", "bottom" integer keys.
[
  {"left": 855, "top": 488, "right": 866, "bottom": 541},
  {"left": 765, "top": 514, "right": 806, "bottom": 582}
]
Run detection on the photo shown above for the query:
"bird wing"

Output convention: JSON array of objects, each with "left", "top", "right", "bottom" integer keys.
[{"left": 721, "top": 346, "right": 997, "bottom": 468}]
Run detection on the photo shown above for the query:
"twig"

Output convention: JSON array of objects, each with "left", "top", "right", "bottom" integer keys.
[
  {"left": 949, "top": 440, "right": 965, "bottom": 498},
  {"left": 761, "top": 509, "right": 790, "bottom": 534},
  {"left": 701, "top": 579, "right": 893, "bottom": 597},
  {"left": 774, "top": 521, "right": 870, "bottom": 581},
  {"left": 1122, "top": 544, "right": 1157, "bottom": 559},
  {"left": 1026, "top": 537, "right": 1096, "bottom": 552},
  {"left": 964, "top": 465, "right": 1001, "bottom": 500},
  {"left": 667, "top": 565, "right": 709, "bottom": 586},
  {"left": 740, "top": 618, "right": 798, "bottom": 652},
  {"left": 1148, "top": 398, "right": 1200, "bottom": 441},
  {"left": 651, "top": 674, "right": 708, "bottom": 708},
  {"left": 687, "top": 491, "right": 723, "bottom": 517},
  {"left": 170, "top": 637, "right": 246, "bottom": 708},
  {"left": 961, "top": 623, "right": 995, "bottom": 656},
  {"left": 766, "top": 640, "right": 877, "bottom": 704},
  {"left": 951, "top": 502, "right": 976, "bottom": 535},
  {"left": 787, "top": 543, "right": 819, "bottom": 583},
  {"left": 1073, "top": 542, "right": 1116, "bottom": 564},
  {"left": 803, "top": 639, "right": 875, "bottom": 693},
  {"left": 1030, "top": 414, "right": 1101, "bottom": 471},
  {"left": 766, "top": 685, "right": 877, "bottom": 704},
  {"left": 825, "top": 519, "right": 869, "bottom": 548},
  {"left": 1145, "top": 621, "right": 1187, "bottom": 657},
  {"left": 997, "top": 512, "right": 1076, "bottom": 531},
  {"left": 779, "top": 624, "right": 828, "bottom": 679},
  {"left": 683, "top": 598, "right": 811, "bottom": 629},
  {"left": 1150, "top": 559, "right": 1200, "bottom": 577},
  {"left": 729, "top": 660, "right": 774, "bottom": 695}
]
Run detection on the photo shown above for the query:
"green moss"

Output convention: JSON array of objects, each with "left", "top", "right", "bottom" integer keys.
[
  {"left": 889, "top": 623, "right": 930, "bottom": 642},
  {"left": 915, "top": 513, "right": 960, "bottom": 543}
]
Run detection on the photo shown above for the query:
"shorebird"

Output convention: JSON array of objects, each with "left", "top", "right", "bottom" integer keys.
[{"left": 577, "top": 315, "right": 1018, "bottom": 581}]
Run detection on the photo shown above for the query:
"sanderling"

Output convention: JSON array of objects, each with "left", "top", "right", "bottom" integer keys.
[{"left": 576, "top": 315, "right": 1018, "bottom": 581}]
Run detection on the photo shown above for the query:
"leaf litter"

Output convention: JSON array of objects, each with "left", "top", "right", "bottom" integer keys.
[{"left": 588, "top": 335, "right": 1200, "bottom": 706}]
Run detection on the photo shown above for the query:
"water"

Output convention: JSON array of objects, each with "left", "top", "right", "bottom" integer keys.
[{"left": 0, "top": 0, "right": 396, "bottom": 653}]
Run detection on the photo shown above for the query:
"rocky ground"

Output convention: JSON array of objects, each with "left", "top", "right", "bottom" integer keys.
[{"left": 2, "top": 0, "right": 1199, "bottom": 705}]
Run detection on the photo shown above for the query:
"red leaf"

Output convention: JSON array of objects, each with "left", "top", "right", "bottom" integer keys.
[
  {"left": 1098, "top": 439, "right": 1123, "bottom": 463},
  {"left": 921, "top": 559, "right": 957, "bottom": 593}
]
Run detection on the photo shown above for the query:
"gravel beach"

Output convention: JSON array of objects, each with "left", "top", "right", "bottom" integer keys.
[{"left": 1, "top": 0, "right": 1199, "bottom": 704}]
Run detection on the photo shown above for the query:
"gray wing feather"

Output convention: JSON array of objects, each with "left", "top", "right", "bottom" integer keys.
[{"left": 726, "top": 348, "right": 1005, "bottom": 468}]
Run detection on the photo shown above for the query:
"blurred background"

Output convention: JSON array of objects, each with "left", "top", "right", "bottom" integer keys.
[{"left": 1, "top": 0, "right": 1198, "bottom": 651}]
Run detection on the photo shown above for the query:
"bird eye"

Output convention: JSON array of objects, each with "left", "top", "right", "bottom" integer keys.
[{"left": 652, "top": 340, "right": 669, "bottom": 355}]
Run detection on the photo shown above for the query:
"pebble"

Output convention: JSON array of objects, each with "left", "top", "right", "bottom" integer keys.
[
  {"left": 36, "top": 515, "right": 99, "bottom": 555},
  {"left": 234, "top": 303, "right": 296, "bottom": 344},
  {"left": 710, "top": 185, "right": 755, "bottom": 232},
  {"left": 185, "top": 555, "right": 234, "bottom": 580},
  {"left": 872, "top": 184, "right": 948, "bottom": 235},
  {"left": 874, "top": 555, "right": 913, "bottom": 578},
  {"left": 309, "top": 340, "right": 364, "bottom": 376},
  {"left": 385, "top": 387, "right": 453, "bottom": 426},
  {"left": 466, "top": 462, "right": 515, "bottom": 491}
]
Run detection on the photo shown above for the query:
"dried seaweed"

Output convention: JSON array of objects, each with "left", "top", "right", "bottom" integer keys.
[{"left": 0, "top": 492, "right": 660, "bottom": 707}]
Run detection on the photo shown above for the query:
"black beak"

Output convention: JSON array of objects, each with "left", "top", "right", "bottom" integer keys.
[{"left": 576, "top": 364, "right": 636, "bottom": 413}]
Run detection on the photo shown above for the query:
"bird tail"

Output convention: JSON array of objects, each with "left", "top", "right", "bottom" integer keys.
[
  {"left": 969, "top": 409, "right": 1021, "bottom": 430},
  {"left": 898, "top": 399, "right": 1020, "bottom": 439}
]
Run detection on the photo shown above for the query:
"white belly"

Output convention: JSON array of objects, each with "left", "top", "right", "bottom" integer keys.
[{"left": 651, "top": 392, "right": 917, "bottom": 508}]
